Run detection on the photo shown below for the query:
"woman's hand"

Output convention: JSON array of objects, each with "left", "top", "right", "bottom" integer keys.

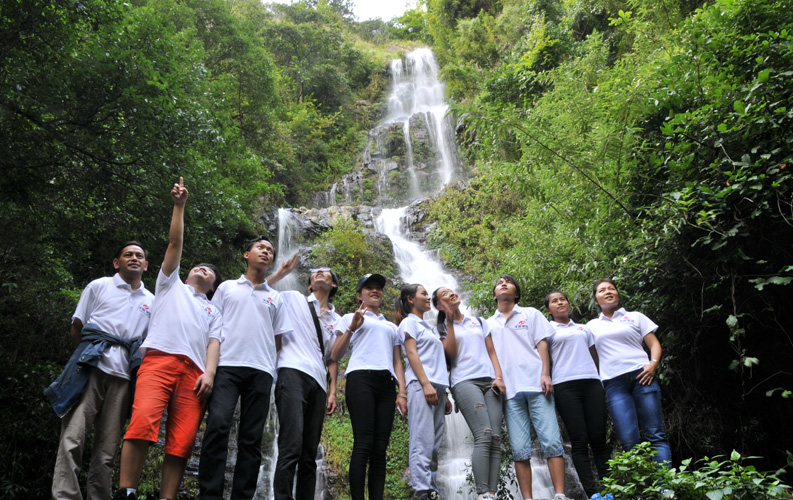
[
  {"left": 350, "top": 302, "right": 366, "bottom": 331},
  {"left": 445, "top": 394, "right": 453, "bottom": 415},
  {"left": 396, "top": 395, "right": 408, "bottom": 420},
  {"left": 492, "top": 377, "right": 506, "bottom": 396},
  {"left": 637, "top": 360, "right": 659, "bottom": 385},
  {"left": 423, "top": 382, "right": 438, "bottom": 406}
]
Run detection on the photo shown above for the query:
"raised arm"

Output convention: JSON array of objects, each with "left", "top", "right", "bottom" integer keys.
[
  {"left": 331, "top": 303, "right": 365, "bottom": 361},
  {"left": 266, "top": 253, "right": 298, "bottom": 286},
  {"left": 162, "top": 177, "right": 188, "bottom": 277}
]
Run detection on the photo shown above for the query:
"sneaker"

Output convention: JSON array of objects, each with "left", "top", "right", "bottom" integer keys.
[{"left": 427, "top": 491, "right": 440, "bottom": 500}]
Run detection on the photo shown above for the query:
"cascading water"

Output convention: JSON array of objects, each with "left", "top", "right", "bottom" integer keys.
[{"left": 260, "top": 47, "right": 582, "bottom": 499}]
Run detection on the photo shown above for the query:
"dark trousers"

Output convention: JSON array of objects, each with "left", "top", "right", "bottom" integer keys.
[
  {"left": 345, "top": 370, "right": 397, "bottom": 500},
  {"left": 554, "top": 378, "right": 610, "bottom": 497},
  {"left": 273, "top": 368, "right": 327, "bottom": 500},
  {"left": 199, "top": 366, "right": 273, "bottom": 500}
]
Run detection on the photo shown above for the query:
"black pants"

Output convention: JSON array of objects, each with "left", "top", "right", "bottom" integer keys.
[
  {"left": 345, "top": 370, "right": 397, "bottom": 500},
  {"left": 554, "top": 378, "right": 610, "bottom": 497},
  {"left": 273, "top": 368, "right": 327, "bottom": 500},
  {"left": 199, "top": 366, "right": 273, "bottom": 500}
]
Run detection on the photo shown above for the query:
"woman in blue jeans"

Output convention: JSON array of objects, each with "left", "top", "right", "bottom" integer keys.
[
  {"left": 433, "top": 287, "right": 506, "bottom": 500},
  {"left": 587, "top": 279, "right": 672, "bottom": 465},
  {"left": 546, "top": 291, "right": 610, "bottom": 497}
]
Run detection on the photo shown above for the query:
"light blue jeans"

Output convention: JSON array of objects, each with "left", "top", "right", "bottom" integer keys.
[
  {"left": 504, "top": 391, "right": 564, "bottom": 461},
  {"left": 604, "top": 369, "right": 671, "bottom": 464},
  {"left": 407, "top": 380, "right": 448, "bottom": 493}
]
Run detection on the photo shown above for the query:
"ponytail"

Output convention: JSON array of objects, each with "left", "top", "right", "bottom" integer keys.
[
  {"left": 431, "top": 287, "right": 447, "bottom": 335},
  {"left": 396, "top": 284, "right": 421, "bottom": 326}
]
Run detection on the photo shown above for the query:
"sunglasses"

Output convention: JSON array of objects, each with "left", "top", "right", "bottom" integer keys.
[{"left": 310, "top": 267, "right": 332, "bottom": 273}]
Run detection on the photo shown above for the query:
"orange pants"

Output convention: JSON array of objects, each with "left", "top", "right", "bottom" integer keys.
[{"left": 124, "top": 350, "right": 206, "bottom": 458}]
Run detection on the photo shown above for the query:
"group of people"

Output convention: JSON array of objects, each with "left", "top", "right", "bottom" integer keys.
[{"left": 47, "top": 177, "right": 670, "bottom": 500}]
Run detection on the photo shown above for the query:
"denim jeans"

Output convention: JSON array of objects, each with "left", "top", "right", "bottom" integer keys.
[
  {"left": 273, "top": 368, "right": 327, "bottom": 500},
  {"left": 604, "top": 369, "right": 671, "bottom": 465},
  {"left": 199, "top": 366, "right": 274, "bottom": 500},
  {"left": 406, "top": 380, "right": 447, "bottom": 493},
  {"left": 451, "top": 378, "right": 502, "bottom": 494},
  {"left": 504, "top": 392, "right": 564, "bottom": 461},
  {"left": 345, "top": 370, "right": 397, "bottom": 500},
  {"left": 554, "top": 378, "right": 610, "bottom": 497}
]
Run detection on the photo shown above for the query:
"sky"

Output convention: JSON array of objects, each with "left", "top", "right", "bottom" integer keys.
[{"left": 352, "top": 0, "right": 412, "bottom": 21}]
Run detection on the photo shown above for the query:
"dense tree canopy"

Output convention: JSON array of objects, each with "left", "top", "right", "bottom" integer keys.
[{"left": 1, "top": 0, "right": 791, "bottom": 497}]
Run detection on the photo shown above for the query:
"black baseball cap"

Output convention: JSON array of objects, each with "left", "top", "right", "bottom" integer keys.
[{"left": 356, "top": 273, "right": 386, "bottom": 293}]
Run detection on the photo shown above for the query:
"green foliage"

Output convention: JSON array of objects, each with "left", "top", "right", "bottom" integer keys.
[
  {"left": 602, "top": 442, "right": 791, "bottom": 499},
  {"left": 310, "top": 217, "right": 398, "bottom": 315},
  {"left": 423, "top": 0, "right": 793, "bottom": 472}
]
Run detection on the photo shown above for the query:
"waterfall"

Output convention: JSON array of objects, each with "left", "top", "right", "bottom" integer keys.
[
  {"left": 259, "top": 47, "right": 581, "bottom": 499},
  {"left": 272, "top": 208, "right": 301, "bottom": 292}
]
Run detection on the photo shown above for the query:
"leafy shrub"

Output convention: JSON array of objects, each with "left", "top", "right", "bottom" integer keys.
[{"left": 602, "top": 442, "right": 791, "bottom": 499}]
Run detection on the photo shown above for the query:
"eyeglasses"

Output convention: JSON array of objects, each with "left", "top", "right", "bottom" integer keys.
[{"left": 310, "top": 267, "right": 332, "bottom": 273}]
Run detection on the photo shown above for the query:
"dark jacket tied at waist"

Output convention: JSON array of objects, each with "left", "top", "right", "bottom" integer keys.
[{"left": 44, "top": 323, "right": 143, "bottom": 418}]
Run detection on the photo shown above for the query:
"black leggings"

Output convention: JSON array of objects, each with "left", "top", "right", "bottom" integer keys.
[
  {"left": 345, "top": 370, "right": 397, "bottom": 500},
  {"left": 554, "top": 378, "right": 610, "bottom": 497}
]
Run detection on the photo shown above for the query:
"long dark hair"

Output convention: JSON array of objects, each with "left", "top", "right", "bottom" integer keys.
[
  {"left": 544, "top": 290, "right": 569, "bottom": 321},
  {"left": 431, "top": 287, "right": 451, "bottom": 334},
  {"left": 395, "top": 283, "right": 421, "bottom": 326}
]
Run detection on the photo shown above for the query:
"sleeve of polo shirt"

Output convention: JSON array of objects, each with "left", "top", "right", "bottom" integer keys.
[
  {"left": 208, "top": 308, "right": 224, "bottom": 343},
  {"left": 210, "top": 281, "right": 228, "bottom": 313},
  {"left": 635, "top": 312, "right": 659, "bottom": 337},
  {"left": 72, "top": 279, "right": 100, "bottom": 324},
  {"left": 155, "top": 265, "right": 180, "bottom": 295},
  {"left": 531, "top": 308, "right": 554, "bottom": 347},
  {"left": 391, "top": 323, "right": 402, "bottom": 347},
  {"left": 271, "top": 294, "right": 294, "bottom": 338},
  {"left": 485, "top": 316, "right": 497, "bottom": 337},
  {"left": 399, "top": 318, "right": 419, "bottom": 343},
  {"left": 584, "top": 325, "right": 596, "bottom": 348},
  {"left": 479, "top": 317, "right": 491, "bottom": 337}
]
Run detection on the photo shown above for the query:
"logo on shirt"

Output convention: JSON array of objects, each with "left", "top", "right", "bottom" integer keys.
[
  {"left": 138, "top": 303, "right": 152, "bottom": 318},
  {"left": 205, "top": 305, "right": 215, "bottom": 315},
  {"left": 470, "top": 320, "right": 479, "bottom": 327},
  {"left": 515, "top": 320, "right": 529, "bottom": 330},
  {"left": 266, "top": 296, "right": 274, "bottom": 302}
]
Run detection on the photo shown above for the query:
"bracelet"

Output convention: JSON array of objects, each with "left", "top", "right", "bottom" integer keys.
[
  {"left": 495, "top": 376, "right": 503, "bottom": 380},
  {"left": 397, "top": 393, "right": 407, "bottom": 399},
  {"left": 651, "top": 358, "right": 659, "bottom": 363}
]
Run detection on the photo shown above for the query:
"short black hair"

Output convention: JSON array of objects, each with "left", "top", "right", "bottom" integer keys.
[
  {"left": 308, "top": 268, "right": 340, "bottom": 299},
  {"left": 493, "top": 274, "right": 521, "bottom": 304},
  {"left": 195, "top": 263, "right": 223, "bottom": 300},
  {"left": 244, "top": 236, "right": 276, "bottom": 259},
  {"left": 115, "top": 241, "right": 148, "bottom": 260}
]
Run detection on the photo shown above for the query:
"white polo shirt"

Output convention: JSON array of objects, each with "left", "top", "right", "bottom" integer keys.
[
  {"left": 142, "top": 266, "right": 223, "bottom": 372},
  {"left": 587, "top": 308, "right": 658, "bottom": 381},
  {"left": 437, "top": 315, "right": 494, "bottom": 388},
  {"left": 399, "top": 313, "right": 448, "bottom": 387},
  {"left": 548, "top": 320, "right": 600, "bottom": 385},
  {"left": 211, "top": 276, "right": 292, "bottom": 377},
  {"left": 487, "top": 304, "right": 554, "bottom": 400},
  {"left": 337, "top": 311, "right": 401, "bottom": 379},
  {"left": 72, "top": 273, "right": 154, "bottom": 380},
  {"left": 277, "top": 291, "right": 340, "bottom": 391}
]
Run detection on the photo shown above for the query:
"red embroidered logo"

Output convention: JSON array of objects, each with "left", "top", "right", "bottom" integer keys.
[
  {"left": 206, "top": 306, "right": 213, "bottom": 313},
  {"left": 518, "top": 320, "right": 526, "bottom": 325},
  {"left": 267, "top": 297, "right": 274, "bottom": 302},
  {"left": 143, "top": 304, "right": 149, "bottom": 310}
]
